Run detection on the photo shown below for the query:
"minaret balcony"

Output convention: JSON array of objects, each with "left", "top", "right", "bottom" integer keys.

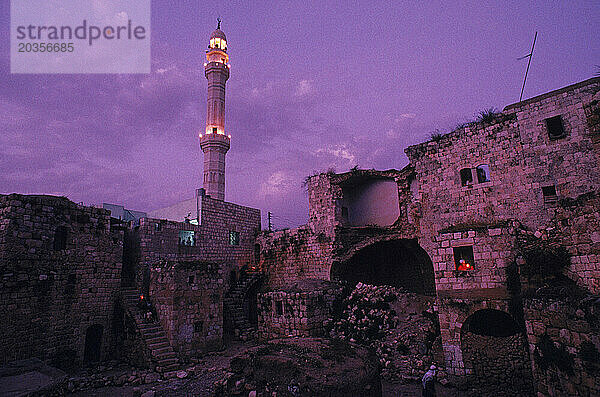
[{"left": 199, "top": 132, "right": 231, "bottom": 150}]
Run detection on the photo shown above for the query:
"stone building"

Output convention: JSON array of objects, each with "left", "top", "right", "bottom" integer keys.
[
  {"left": 1, "top": 18, "right": 598, "bottom": 395},
  {"left": 256, "top": 77, "right": 600, "bottom": 396},
  {"left": 0, "top": 194, "right": 123, "bottom": 365},
  {"left": 0, "top": 22, "right": 262, "bottom": 373}
]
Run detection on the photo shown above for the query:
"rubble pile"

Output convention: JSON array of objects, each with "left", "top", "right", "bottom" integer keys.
[
  {"left": 329, "top": 282, "right": 440, "bottom": 381},
  {"left": 214, "top": 338, "right": 381, "bottom": 397}
]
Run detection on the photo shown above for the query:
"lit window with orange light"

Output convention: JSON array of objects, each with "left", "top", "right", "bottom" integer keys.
[{"left": 453, "top": 246, "right": 475, "bottom": 272}]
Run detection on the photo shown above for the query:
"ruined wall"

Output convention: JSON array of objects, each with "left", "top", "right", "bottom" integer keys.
[
  {"left": 405, "top": 78, "right": 599, "bottom": 267},
  {"left": 306, "top": 174, "right": 342, "bottom": 237},
  {"left": 553, "top": 192, "right": 600, "bottom": 294},
  {"left": 460, "top": 331, "right": 533, "bottom": 396},
  {"left": 0, "top": 194, "right": 122, "bottom": 364},
  {"left": 256, "top": 226, "right": 334, "bottom": 289},
  {"left": 149, "top": 261, "right": 224, "bottom": 358},
  {"left": 257, "top": 280, "right": 344, "bottom": 339},
  {"left": 524, "top": 296, "right": 600, "bottom": 397}
]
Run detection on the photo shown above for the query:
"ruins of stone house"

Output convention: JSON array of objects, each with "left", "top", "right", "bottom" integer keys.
[
  {"left": 255, "top": 77, "right": 600, "bottom": 395},
  {"left": 0, "top": 194, "right": 123, "bottom": 365},
  {"left": 1, "top": 17, "right": 599, "bottom": 396}
]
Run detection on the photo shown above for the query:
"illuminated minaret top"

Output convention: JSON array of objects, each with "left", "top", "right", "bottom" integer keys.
[{"left": 199, "top": 18, "right": 231, "bottom": 200}]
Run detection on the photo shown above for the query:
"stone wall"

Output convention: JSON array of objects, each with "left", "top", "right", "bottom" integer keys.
[
  {"left": 461, "top": 331, "right": 533, "bottom": 396},
  {"left": 134, "top": 194, "right": 260, "bottom": 292},
  {"left": 257, "top": 280, "right": 344, "bottom": 339},
  {"left": 436, "top": 298, "right": 518, "bottom": 377},
  {"left": 524, "top": 296, "right": 600, "bottom": 397},
  {"left": 256, "top": 226, "right": 334, "bottom": 289},
  {"left": 553, "top": 192, "right": 600, "bottom": 294},
  {"left": 432, "top": 223, "right": 517, "bottom": 294},
  {"left": 306, "top": 173, "right": 341, "bottom": 237},
  {"left": 0, "top": 194, "right": 122, "bottom": 364},
  {"left": 149, "top": 260, "right": 224, "bottom": 358}
]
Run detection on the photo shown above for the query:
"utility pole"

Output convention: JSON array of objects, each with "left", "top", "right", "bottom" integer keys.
[
  {"left": 268, "top": 212, "right": 272, "bottom": 232},
  {"left": 518, "top": 31, "right": 537, "bottom": 102}
]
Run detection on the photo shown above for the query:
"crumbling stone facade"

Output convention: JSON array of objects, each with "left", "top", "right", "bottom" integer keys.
[
  {"left": 255, "top": 226, "right": 334, "bottom": 289},
  {"left": 150, "top": 260, "right": 224, "bottom": 357},
  {"left": 256, "top": 77, "right": 599, "bottom": 395},
  {"left": 257, "top": 280, "right": 343, "bottom": 339},
  {"left": 524, "top": 294, "right": 600, "bottom": 397},
  {"left": 0, "top": 194, "right": 122, "bottom": 365}
]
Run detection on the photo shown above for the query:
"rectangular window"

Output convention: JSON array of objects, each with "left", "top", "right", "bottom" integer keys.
[
  {"left": 460, "top": 168, "right": 473, "bottom": 186},
  {"left": 545, "top": 115, "right": 565, "bottom": 139},
  {"left": 454, "top": 246, "right": 475, "bottom": 271},
  {"left": 229, "top": 230, "right": 240, "bottom": 246},
  {"left": 53, "top": 226, "right": 68, "bottom": 251},
  {"left": 542, "top": 185, "right": 558, "bottom": 203},
  {"left": 179, "top": 230, "right": 196, "bottom": 246},
  {"left": 476, "top": 165, "right": 490, "bottom": 183},
  {"left": 275, "top": 300, "right": 283, "bottom": 315}
]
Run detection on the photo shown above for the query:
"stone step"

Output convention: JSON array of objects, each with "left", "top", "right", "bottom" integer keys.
[
  {"left": 139, "top": 325, "right": 162, "bottom": 332},
  {"left": 156, "top": 357, "right": 178, "bottom": 366},
  {"left": 155, "top": 351, "right": 178, "bottom": 360},
  {"left": 141, "top": 329, "right": 165, "bottom": 337},
  {"left": 148, "top": 341, "right": 170, "bottom": 351},
  {"left": 151, "top": 346, "right": 172, "bottom": 355},
  {"left": 146, "top": 335, "right": 169, "bottom": 344}
]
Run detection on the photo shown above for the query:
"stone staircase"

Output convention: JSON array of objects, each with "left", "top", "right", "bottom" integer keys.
[
  {"left": 121, "top": 288, "right": 180, "bottom": 377},
  {"left": 223, "top": 271, "right": 264, "bottom": 340}
]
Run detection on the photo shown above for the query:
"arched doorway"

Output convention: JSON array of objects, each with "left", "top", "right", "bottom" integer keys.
[
  {"left": 83, "top": 324, "right": 103, "bottom": 362},
  {"left": 461, "top": 309, "right": 533, "bottom": 395},
  {"left": 331, "top": 239, "right": 436, "bottom": 295}
]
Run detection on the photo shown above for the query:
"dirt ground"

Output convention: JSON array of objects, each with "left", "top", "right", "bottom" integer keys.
[{"left": 67, "top": 341, "right": 465, "bottom": 397}]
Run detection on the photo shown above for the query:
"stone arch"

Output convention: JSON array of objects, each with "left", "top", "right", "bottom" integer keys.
[
  {"left": 331, "top": 238, "right": 435, "bottom": 295},
  {"left": 460, "top": 309, "right": 532, "bottom": 395},
  {"left": 83, "top": 324, "right": 103, "bottom": 362}
]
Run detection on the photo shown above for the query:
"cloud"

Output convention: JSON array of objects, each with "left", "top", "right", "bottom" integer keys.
[
  {"left": 295, "top": 79, "right": 315, "bottom": 97},
  {"left": 395, "top": 113, "right": 416, "bottom": 122},
  {"left": 259, "top": 170, "right": 295, "bottom": 198},
  {"left": 314, "top": 144, "right": 356, "bottom": 167}
]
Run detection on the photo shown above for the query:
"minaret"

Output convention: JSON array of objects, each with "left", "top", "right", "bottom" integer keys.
[{"left": 199, "top": 19, "right": 230, "bottom": 201}]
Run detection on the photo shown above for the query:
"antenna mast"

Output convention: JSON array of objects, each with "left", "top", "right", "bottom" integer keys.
[{"left": 518, "top": 31, "right": 538, "bottom": 102}]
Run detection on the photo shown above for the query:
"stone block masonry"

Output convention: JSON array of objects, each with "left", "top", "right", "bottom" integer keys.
[
  {"left": 524, "top": 295, "right": 600, "bottom": 397},
  {"left": 150, "top": 260, "right": 224, "bottom": 358},
  {"left": 255, "top": 226, "right": 334, "bottom": 289},
  {"left": 133, "top": 194, "right": 260, "bottom": 293},
  {"left": 257, "top": 280, "right": 344, "bottom": 339},
  {"left": 0, "top": 194, "right": 122, "bottom": 364}
]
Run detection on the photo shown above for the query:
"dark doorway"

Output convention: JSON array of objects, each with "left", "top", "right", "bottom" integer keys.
[
  {"left": 83, "top": 324, "right": 103, "bottom": 362},
  {"left": 331, "top": 239, "right": 436, "bottom": 295}
]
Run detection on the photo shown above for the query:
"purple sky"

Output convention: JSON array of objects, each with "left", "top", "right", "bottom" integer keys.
[{"left": 1, "top": 1, "right": 598, "bottom": 229}]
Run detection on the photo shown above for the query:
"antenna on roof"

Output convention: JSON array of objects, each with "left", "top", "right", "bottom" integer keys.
[
  {"left": 217, "top": 17, "right": 221, "bottom": 30},
  {"left": 518, "top": 31, "right": 537, "bottom": 102}
]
